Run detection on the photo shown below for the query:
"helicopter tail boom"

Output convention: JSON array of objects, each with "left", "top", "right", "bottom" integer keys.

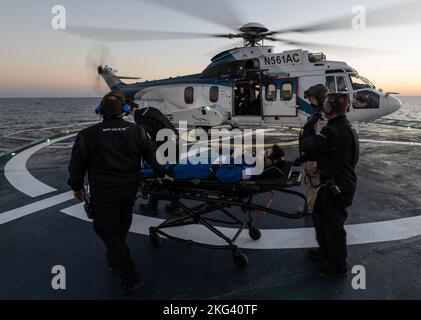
[{"left": 98, "top": 65, "right": 125, "bottom": 90}]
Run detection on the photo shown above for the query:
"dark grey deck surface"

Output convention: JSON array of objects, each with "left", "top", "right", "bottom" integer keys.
[{"left": 0, "top": 123, "right": 420, "bottom": 300}]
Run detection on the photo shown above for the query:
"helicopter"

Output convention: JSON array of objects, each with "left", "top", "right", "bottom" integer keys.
[{"left": 67, "top": 0, "right": 420, "bottom": 129}]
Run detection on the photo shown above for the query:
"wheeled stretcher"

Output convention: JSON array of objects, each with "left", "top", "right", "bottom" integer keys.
[{"left": 139, "top": 162, "right": 307, "bottom": 268}]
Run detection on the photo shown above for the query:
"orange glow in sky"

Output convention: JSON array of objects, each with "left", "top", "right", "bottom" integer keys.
[{"left": 0, "top": 0, "right": 420, "bottom": 97}]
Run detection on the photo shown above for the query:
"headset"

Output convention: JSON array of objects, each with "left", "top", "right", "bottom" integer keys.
[
  {"left": 95, "top": 91, "right": 131, "bottom": 116},
  {"left": 323, "top": 93, "right": 350, "bottom": 115},
  {"left": 304, "top": 84, "right": 329, "bottom": 107}
]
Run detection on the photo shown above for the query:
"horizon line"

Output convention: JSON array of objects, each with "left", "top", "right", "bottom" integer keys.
[{"left": 1, "top": 95, "right": 421, "bottom": 99}]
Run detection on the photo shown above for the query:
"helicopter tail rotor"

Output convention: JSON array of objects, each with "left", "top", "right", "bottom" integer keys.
[{"left": 85, "top": 44, "right": 125, "bottom": 94}]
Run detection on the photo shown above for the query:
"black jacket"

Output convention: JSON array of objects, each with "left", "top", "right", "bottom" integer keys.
[
  {"left": 302, "top": 106, "right": 323, "bottom": 137},
  {"left": 134, "top": 107, "right": 177, "bottom": 143},
  {"left": 298, "top": 106, "right": 323, "bottom": 162},
  {"left": 68, "top": 118, "right": 165, "bottom": 196},
  {"left": 301, "top": 115, "right": 359, "bottom": 206}
]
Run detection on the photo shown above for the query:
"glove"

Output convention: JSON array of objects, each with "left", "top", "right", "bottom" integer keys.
[{"left": 307, "top": 112, "right": 323, "bottom": 128}]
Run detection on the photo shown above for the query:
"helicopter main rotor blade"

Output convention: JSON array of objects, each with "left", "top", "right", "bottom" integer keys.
[
  {"left": 267, "top": 0, "right": 421, "bottom": 35},
  {"left": 268, "top": 38, "right": 390, "bottom": 55},
  {"left": 138, "top": 0, "right": 245, "bottom": 31},
  {"left": 67, "top": 26, "right": 227, "bottom": 42}
]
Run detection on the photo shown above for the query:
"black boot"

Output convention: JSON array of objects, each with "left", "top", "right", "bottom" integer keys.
[
  {"left": 308, "top": 248, "right": 328, "bottom": 261},
  {"left": 120, "top": 271, "right": 144, "bottom": 295}
]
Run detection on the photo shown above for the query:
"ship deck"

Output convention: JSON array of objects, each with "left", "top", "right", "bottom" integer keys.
[{"left": 1, "top": 121, "right": 421, "bottom": 299}]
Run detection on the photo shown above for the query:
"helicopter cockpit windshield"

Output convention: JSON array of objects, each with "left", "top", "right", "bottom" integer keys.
[{"left": 349, "top": 74, "right": 376, "bottom": 91}]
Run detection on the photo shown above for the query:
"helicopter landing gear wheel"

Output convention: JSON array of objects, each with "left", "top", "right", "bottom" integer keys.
[{"left": 233, "top": 251, "right": 249, "bottom": 268}]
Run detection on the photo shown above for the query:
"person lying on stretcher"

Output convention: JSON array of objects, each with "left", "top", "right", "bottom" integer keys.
[{"left": 140, "top": 145, "right": 288, "bottom": 184}]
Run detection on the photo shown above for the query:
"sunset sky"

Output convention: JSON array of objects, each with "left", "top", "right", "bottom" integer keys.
[{"left": 1, "top": 0, "right": 420, "bottom": 97}]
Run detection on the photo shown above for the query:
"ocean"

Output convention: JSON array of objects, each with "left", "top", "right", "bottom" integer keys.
[
  {"left": 0, "top": 96, "right": 419, "bottom": 137},
  {"left": 0, "top": 98, "right": 101, "bottom": 137},
  {"left": 387, "top": 96, "right": 421, "bottom": 121}
]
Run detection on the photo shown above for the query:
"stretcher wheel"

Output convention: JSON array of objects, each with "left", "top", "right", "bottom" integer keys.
[
  {"left": 248, "top": 226, "right": 261, "bottom": 241},
  {"left": 233, "top": 251, "right": 249, "bottom": 268},
  {"left": 149, "top": 231, "right": 162, "bottom": 248}
]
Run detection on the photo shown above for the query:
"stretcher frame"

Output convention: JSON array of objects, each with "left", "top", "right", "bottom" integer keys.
[{"left": 139, "top": 166, "right": 307, "bottom": 268}]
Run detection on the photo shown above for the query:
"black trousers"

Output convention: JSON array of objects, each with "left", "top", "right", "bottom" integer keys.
[
  {"left": 91, "top": 191, "right": 137, "bottom": 281},
  {"left": 312, "top": 186, "right": 349, "bottom": 265}
]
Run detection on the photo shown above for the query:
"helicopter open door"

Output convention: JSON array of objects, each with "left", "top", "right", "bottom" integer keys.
[
  {"left": 262, "top": 78, "right": 298, "bottom": 117},
  {"left": 231, "top": 80, "right": 263, "bottom": 127}
]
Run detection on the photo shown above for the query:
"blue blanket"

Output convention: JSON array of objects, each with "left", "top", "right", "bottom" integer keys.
[{"left": 140, "top": 159, "right": 248, "bottom": 184}]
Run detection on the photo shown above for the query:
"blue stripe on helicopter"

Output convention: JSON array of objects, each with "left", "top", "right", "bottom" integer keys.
[
  {"left": 119, "top": 67, "right": 314, "bottom": 117},
  {"left": 138, "top": 78, "right": 233, "bottom": 88},
  {"left": 119, "top": 52, "right": 237, "bottom": 98},
  {"left": 120, "top": 76, "right": 234, "bottom": 98}
]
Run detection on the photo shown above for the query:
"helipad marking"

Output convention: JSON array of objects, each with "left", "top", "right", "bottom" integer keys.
[
  {"left": 0, "top": 192, "right": 73, "bottom": 226},
  {"left": 3, "top": 132, "right": 421, "bottom": 249},
  {"left": 360, "top": 139, "right": 421, "bottom": 146},
  {"left": 4, "top": 134, "right": 77, "bottom": 197},
  {"left": 60, "top": 203, "right": 421, "bottom": 249}
]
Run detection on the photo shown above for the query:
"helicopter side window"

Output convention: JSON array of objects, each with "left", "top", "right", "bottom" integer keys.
[
  {"left": 185, "top": 87, "right": 194, "bottom": 104},
  {"left": 325, "top": 76, "right": 336, "bottom": 92},
  {"left": 353, "top": 91, "right": 380, "bottom": 109},
  {"left": 201, "top": 60, "right": 245, "bottom": 79},
  {"left": 209, "top": 86, "right": 219, "bottom": 103},
  {"left": 336, "top": 76, "right": 348, "bottom": 92},
  {"left": 265, "top": 83, "right": 277, "bottom": 101},
  {"left": 349, "top": 74, "right": 375, "bottom": 90},
  {"left": 280, "top": 83, "right": 293, "bottom": 101},
  {"left": 245, "top": 59, "right": 260, "bottom": 70}
]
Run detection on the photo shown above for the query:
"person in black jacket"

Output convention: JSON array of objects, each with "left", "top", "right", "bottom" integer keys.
[
  {"left": 130, "top": 103, "right": 177, "bottom": 142},
  {"left": 301, "top": 92, "right": 359, "bottom": 278},
  {"left": 68, "top": 91, "right": 170, "bottom": 294},
  {"left": 296, "top": 84, "right": 329, "bottom": 214},
  {"left": 129, "top": 102, "right": 179, "bottom": 214}
]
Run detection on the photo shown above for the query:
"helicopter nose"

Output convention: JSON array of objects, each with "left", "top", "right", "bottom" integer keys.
[{"left": 388, "top": 95, "right": 402, "bottom": 114}]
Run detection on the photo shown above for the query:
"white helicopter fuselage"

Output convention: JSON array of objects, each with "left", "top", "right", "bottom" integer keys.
[{"left": 108, "top": 46, "right": 401, "bottom": 128}]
